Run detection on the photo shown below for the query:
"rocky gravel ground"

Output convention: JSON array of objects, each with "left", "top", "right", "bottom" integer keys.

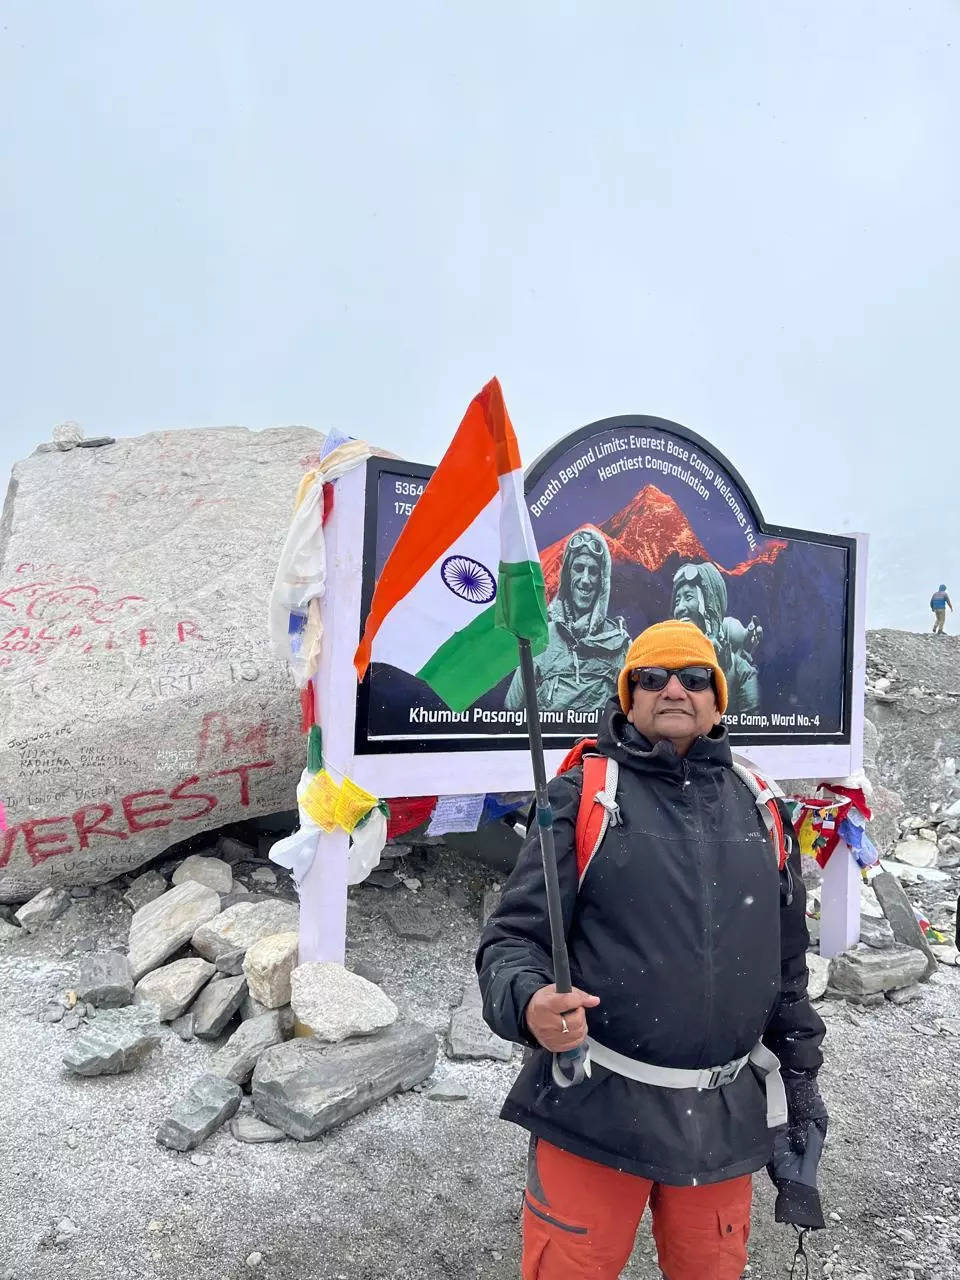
[
  {"left": 868, "top": 629, "right": 960, "bottom": 697},
  {"left": 1, "top": 845, "right": 960, "bottom": 1280}
]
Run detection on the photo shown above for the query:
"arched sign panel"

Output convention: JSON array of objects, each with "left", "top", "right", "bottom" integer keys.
[{"left": 355, "top": 416, "right": 858, "bottom": 770}]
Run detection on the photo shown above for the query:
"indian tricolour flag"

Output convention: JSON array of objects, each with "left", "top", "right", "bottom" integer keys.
[{"left": 354, "top": 378, "right": 548, "bottom": 712}]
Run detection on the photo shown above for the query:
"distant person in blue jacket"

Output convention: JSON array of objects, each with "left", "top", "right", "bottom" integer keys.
[{"left": 931, "top": 585, "right": 953, "bottom": 634}]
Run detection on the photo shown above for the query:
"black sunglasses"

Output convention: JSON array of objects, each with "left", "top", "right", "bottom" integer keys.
[{"left": 631, "top": 665, "right": 714, "bottom": 693}]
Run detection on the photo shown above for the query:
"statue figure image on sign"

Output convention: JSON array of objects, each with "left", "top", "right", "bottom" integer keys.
[
  {"left": 671, "top": 561, "right": 762, "bottom": 718},
  {"left": 505, "top": 526, "right": 629, "bottom": 714}
]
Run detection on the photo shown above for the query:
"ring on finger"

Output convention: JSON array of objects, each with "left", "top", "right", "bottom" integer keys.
[{"left": 560, "top": 1016, "right": 569, "bottom": 1035}]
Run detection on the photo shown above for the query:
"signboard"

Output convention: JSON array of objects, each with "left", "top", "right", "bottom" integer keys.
[{"left": 356, "top": 416, "right": 858, "bottom": 768}]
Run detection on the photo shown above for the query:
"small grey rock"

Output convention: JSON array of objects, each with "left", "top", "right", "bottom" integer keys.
[
  {"left": 15, "top": 887, "right": 72, "bottom": 931},
  {"left": 76, "top": 952, "right": 134, "bottom": 1008},
  {"left": 123, "top": 871, "right": 167, "bottom": 913},
  {"left": 171, "top": 1013, "right": 196, "bottom": 1041},
  {"left": 215, "top": 948, "right": 246, "bottom": 976},
  {"left": 230, "top": 1113, "right": 286, "bottom": 1144},
  {"left": 828, "top": 943, "right": 929, "bottom": 997},
  {"left": 70, "top": 886, "right": 93, "bottom": 899},
  {"left": 216, "top": 836, "right": 256, "bottom": 865},
  {"left": 209, "top": 1012, "right": 286, "bottom": 1086},
  {"left": 62, "top": 1011, "right": 82, "bottom": 1031},
  {"left": 191, "top": 975, "right": 247, "bottom": 1039},
  {"left": 172, "top": 855, "right": 233, "bottom": 895},
  {"left": 383, "top": 902, "right": 441, "bottom": 942},
  {"left": 447, "top": 1006, "right": 513, "bottom": 1062},
  {"left": 887, "top": 984, "right": 924, "bottom": 1005},
  {"left": 365, "top": 870, "right": 401, "bottom": 890},
  {"left": 135, "top": 957, "right": 215, "bottom": 1022},
  {"left": 63, "top": 1015, "right": 162, "bottom": 1076},
  {"left": 156, "top": 1073, "right": 242, "bottom": 1151},
  {"left": 426, "top": 1079, "right": 469, "bottom": 1102}
]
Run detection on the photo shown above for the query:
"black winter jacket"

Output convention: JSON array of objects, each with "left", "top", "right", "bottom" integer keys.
[{"left": 476, "top": 699, "right": 825, "bottom": 1187}]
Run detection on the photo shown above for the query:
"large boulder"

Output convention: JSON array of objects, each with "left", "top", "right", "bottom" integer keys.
[
  {"left": 828, "top": 943, "right": 929, "bottom": 997},
  {"left": 0, "top": 427, "right": 323, "bottom": 903},
  {"left": 251, "top": 1021, "right": 437, "bottom": 1140}
]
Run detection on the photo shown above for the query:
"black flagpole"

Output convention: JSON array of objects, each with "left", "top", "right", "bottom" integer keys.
[{"left": 517, "top": 637, "right": 587, "bottom": 1087}]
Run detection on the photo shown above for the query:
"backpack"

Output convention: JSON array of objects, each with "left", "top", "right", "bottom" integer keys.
[{"left": 556, "top": 738, "right": 790, "bottom": 886}]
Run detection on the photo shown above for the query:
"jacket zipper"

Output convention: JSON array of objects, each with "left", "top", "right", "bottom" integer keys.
[{"left": 690, "top": 759, "right": 715, "bottom": 1068}]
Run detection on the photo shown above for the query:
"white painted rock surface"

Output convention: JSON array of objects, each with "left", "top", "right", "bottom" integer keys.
[
  {"left": 172, "top": 855, "right": 233, "bottom": 895},
  {"left": 134, "top": 957, "right": 215, "bottom": 1021},
  {"left": 243, "top": 931, "right": 299, "bottom": 1008},
  {"left": 289, "top": 962, "right": 398, "bottom": 1043},
  {"left": 128, "top": 881, "right": 221, "bottom": 981},
  {"left": 192, "top": 899, "right": 299, "bottom": 963},
  {"left": 0, "top": 427, "right": 324, "bottom": 902}
]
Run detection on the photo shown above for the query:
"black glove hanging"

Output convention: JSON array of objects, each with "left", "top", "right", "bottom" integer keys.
[{"left": 767, "top": 1071, "right": 828, "bottom": 1230}]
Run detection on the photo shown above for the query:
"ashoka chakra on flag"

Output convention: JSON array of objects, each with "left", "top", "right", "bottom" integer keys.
[{"left": 440, "top": 555, "right": 496, "bottom": 605}]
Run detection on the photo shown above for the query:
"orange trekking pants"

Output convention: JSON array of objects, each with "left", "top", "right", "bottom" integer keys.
[{"left": 523, "top": 1139, "right": 752, "bottom": 1280}]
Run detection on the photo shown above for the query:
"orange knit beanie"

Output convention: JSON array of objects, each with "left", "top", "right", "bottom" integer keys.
[{"left": 616, "top": 619, "right": 728, "bottom": 716}]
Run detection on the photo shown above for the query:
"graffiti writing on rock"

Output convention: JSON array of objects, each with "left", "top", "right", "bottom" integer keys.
[
  {"left": 0, "top": 760, "right": 276, "bottom": 869},
  {"left": 0, "top": 577, "right": 204, "bottom": 666}
]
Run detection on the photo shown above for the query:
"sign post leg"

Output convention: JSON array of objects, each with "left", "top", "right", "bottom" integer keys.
[
  {"left": 297, "top": 828, "right": 349, "bottom": 964},
  {"left": 819, "top": 844, "right": 860, "bottom": 958}
]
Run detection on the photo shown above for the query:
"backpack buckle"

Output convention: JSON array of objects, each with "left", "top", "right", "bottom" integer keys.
[
  {"left": 594, "top": 792, "right": 621, "bottom": 827},
  {"left": 706, "top": 1056, "right": 747, "bottom": 1089}
]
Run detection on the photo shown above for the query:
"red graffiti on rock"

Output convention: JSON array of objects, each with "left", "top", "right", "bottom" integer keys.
[
  {"left": 0, "top": 575, "right": 204, "bottom": 664},
  {"left": 0, "top": 760, "right": 275, "bottom": 870}
]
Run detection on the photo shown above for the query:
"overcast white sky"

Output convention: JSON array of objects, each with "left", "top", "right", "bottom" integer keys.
[{"left": 2, "top": 2, "right": 957, "bottom": 627}]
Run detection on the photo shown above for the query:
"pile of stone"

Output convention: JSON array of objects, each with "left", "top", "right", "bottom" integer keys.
[
  {"left": 811, "top": 838, "right": 959, "bottom": 1010},
  {"left": 8, "top": 848, "right": 444, "bottom": 1153},
  {"left": 884, "top": 811, "right": 960, "bottom": 875}
]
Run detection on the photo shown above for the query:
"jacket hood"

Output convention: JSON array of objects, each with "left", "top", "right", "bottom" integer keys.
[
  {"left": 549, "top": 526, "right": 614, "bottom": 636},
  {"left": 595, "top": 695, "right": 732, "bottom": 774},
  {"left": 673, "top": 560, "right": 728, "bottom": 635}
]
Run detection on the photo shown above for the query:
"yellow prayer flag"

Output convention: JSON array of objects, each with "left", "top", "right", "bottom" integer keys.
[
  {"left": 335, "top": 777, "right": 379, "bottom": 833},
  {"left": 301, "top": 769, "right": 340, "bottom": 832}
]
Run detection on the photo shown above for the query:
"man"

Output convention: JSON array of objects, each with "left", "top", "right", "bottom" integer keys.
[
  {"left": 505, "top": 527, "right": 629, "bottom": 714},
  {"left": 931, "top": 584, "right": 952, "bottom": 634},
  {"left": 672, "top": 561, "right": 761, "bottom": 717},
  {"left": 478, "top": 619, "right": 826, "bottom": 1280}
]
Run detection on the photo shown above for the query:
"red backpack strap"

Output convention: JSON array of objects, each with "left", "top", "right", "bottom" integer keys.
[
  {"left": 575, "top": 755, "right": 620, "bottom": 884},
  {"left": 557, "top": 738, "right": 597, "bottom": 775},
  {"left": 731, "top": 761, "right": 789, "bottom": 871}
]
